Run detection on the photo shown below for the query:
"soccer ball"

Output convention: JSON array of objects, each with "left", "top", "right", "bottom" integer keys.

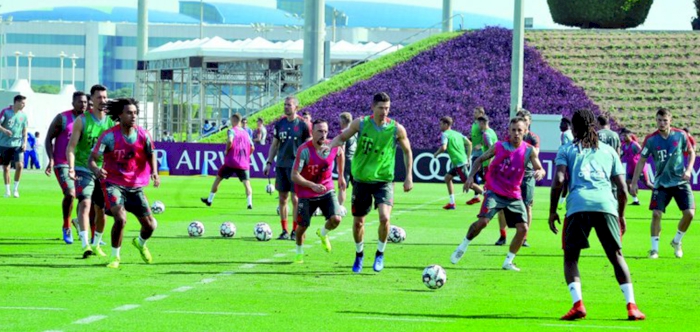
[
  {"left": 151, "top": 201, "right": 165, "bottom": 214},
  {"left": 422, "top": 265, "right": 447, "bottom": 289},
  {"left": 254, "top": 222, "right": 273, "bottom": 241},
  {"left": 388, "top": 225, "right": 406, "bottom": 243},
  {"left": 266, "top": 183, "right": 274, "bottom": 195},
  {"left": 188, "top": 221, "right": 205, "bottom": 237},
  {"left": 220, "top": 222, "right": 236, "bottom": 238}
]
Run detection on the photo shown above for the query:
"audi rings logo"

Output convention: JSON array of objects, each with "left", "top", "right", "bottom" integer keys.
[{"left": 413, "top": 153, "right": 452, "bottom": 181}]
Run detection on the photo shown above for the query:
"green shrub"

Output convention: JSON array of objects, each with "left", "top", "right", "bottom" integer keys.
[
  {"left": 547, "top": 0, "right": 653, "bottom": 29},
  {"left": 199, "top": 31, "right": 462, "bottom": 143}
]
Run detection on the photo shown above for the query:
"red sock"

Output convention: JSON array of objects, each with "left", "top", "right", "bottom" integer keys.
[
  {"left": 292, "top": 221, "right": 298, "bottom": 232},
  {"left": 281, "top": 219, "right": 288, "bottom": 232},
  {"left": 500, "top": 229, "right": 507, "bottom": 238},
  {"left": 63, "top": 217, "right": 70, "bottom": 229}
]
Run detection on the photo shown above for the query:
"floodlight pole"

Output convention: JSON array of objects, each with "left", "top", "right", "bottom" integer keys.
[
  {"left": 509, "top": 0, "right": 525, "bottom": 118},
  {"left": 59, "top": 51, "right": 66, "bottom": 88},
  {"left": 70, "top": 54, "right": 78, "bottom": 85},
  {"left": 303, "top": 0, "right": 324, "bottom": 88},
  {"left": 442, "top": 0, "right": 453, "bottom": 32},
  {"left": 27, "top": 51, "right": 34, "bottom": 85},
  {"left": 14, "top": 51, "right": 20, "bottom": 82},
  {"left": 200, "top": 0, "right": 204, "bottom": 39}
]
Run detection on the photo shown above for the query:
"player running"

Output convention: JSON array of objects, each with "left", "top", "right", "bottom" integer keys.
[
  {"left": 620, "top": 129, "right": 654, "bottom": 205},
  {"left": 45, "top": 91, "right": 88, "bottom": 244},
  {"left": 433, "top": 116, "right": 473, "bottom": 210},
  {"left": 548, "top": 109, "right": 645, "bottom": 321},
  {"left": 337, "top": 112, "right": 356, "bottom": 215},
  {"left": 201, "top": 114, "right": 254, "bottom": 208},
  {"left": 496, "top": 109, "right": 539, "bottom": 247},
  {"left": 450, "top": 117, "right": 545, "bottom": 271},
  {"left": 0, "top": 95, "right": 28, "bottom": 198},
  {"left": 466, "top": 115, "right": 497, "bottom": 206},
  {"left": 557, "top": 117, "right": 574, "bottom": 210},
  {"left": 263, "top": 95, "right": 311, "bottom": 240},
  {"left": 631, "top": 108, "right": 695, "bottom": 259},
  {"left": 90, "top": 98, "right": 159, "bottom": 269},
  {"left": 291, "top": 119, "right": 346, "bottom": 263},
  {"left": 466, "top": 106, "right": 486, "bottom": 204},
  {"left": 329, "top": 92, "right": 413, "bottom": 273},
  {"left": 67, "top": 84, "right": 114, "bottom": 258}
]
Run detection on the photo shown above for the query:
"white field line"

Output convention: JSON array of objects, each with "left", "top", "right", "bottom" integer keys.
[
  {"left": 144, "top": 295, "right": 169, "bottom": 302},
  {"left": 240, "top": 264, "right": 257, "bottom": 268},
  {"left": 72, "top": 315, "right": 107, "bottom": 324},
  {"left": 199, "top": 278, "right": 216, "bottom": 284},
  {"left": 112, "top": 304, "right": 140, "bottom": 311},
  {"left": 0, "top": 307, "right": 66, "bottom": 311},
  {"left": 172, "top": 286, "right": 194, "bottom": 292},
  {"left": 273, "top": 253, "right": 287, "bottom": 258}
]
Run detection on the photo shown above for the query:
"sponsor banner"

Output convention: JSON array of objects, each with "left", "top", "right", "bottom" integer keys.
[{"left": 155, "top": 142, "right": 700, "bottom": 190}]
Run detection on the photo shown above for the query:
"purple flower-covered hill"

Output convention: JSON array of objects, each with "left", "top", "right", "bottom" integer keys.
[{"left": 300, "top": 27, "right": 601, "bottom": 149}]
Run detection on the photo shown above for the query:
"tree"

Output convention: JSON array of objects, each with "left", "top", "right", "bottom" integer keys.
[
  {"left": 110, "top": 87, "right": 133, "bottom": 98},
  {"left": 547, "top": 0, "right": 654, "bottom": 29},
  {"left": 692, "top": 0, "right": 700, "bottom": 30},
  {"left": 32, "top": 85, "right": 60, "bottom": 94}
]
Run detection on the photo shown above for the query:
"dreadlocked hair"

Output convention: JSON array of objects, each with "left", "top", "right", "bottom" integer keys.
[
  {"left": 572, "top": 109, "right": 598, "bottom": 149},
  {"left": 106, "top": 98, "right": 139, "bottom": 122}
]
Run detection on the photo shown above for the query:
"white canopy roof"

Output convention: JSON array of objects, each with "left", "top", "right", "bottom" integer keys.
[{"left": 145, "top": 36, "right": 403, "bottom": 62}]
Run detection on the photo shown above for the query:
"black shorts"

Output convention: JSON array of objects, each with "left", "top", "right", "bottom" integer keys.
[
  {"left": 104, "top": 182, "right": 151, "bottom": 217},
  {"left": 447, "top": 164, "right": 469, "bottom": 182},
  {"left": 218, "top": 165, "right": 249, "bottom": 181},
  {"left": 0, "top": 146, "right": 22, "bottom": 166},
  {"left": 562, "top": 212, "right": 621, "bottom": 252},
  {"left": 75, "top": 170, "right": 105, "bottom": 209},
  {"left": 351, "top": 181, "right": 394, "bottom": 217},
  {"left": 650, "top": 183, "right": 695, "bottom": 213},
  {"left": 296, "top": 192, "right": 341, "bottom": 227},
  {"left": 275, "top": 167, "right": 294, "bottom": 193}
]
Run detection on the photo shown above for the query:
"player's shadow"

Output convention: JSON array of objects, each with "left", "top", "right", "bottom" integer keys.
[
  {"left": 151, "top": 260, "right": 292, "bottom": 266},
  {"left": 0, "top": 262, "right": 104, "bottom": 268},
  {"left": 396, "top": 243, "right": 460, "bottom": 247},
  {"left": 0, "top": 238, "right": 60, "bottom": 245},
  {"left": 337, "top": 310, "right": 554, "bottom": 321},
  {"left": 163, "top": 270, "right": 350, "bottom": 277}
]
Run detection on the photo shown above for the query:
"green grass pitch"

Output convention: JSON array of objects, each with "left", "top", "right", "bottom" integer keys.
[{"left": 1, "top": 172, "right": 699, "bottom": 331}]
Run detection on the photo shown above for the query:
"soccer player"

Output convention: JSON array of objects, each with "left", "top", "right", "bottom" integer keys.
[
  {"left": 466, "top": 106, "right": 486, "bottom": 204},
  {"left": 620, "top": 129, "right": 654, "bottom": 205},
  {"left": 67, "top": 84, "right": 115, "bottom": 258},
  {"left": 466, "top": 115, "right": 497, "bottom": 206},
  {"left": 557, "top": 117, "right": 574, "bottom": 210},
  {"left": 329, "top": 92, "right": 413, "bottom": 273},
  {"left": 631, "top": 108, "right": 695, "bottom": 259},
  {"left": 302, "top": 111, "right": 312, "bottom": 123},
  {"left": 45, "top": 91, "right": 88, "bottom": 244},
  {"left": 433, "top": 116, "right": 473, "bottom": 210},
  {"left": 597, "top": 115, "right": 620, "bottom": 154},
  {"left": 338, "top": 112, "right": 357, "bottom": 212},
  {"left": 496, "top": 109, "right": 540, "bottom": 247},
  {"left": 23, "top": 132, "right": 40, "bottom": 169},
  {"left": 253, "top": 117, "right": 267, "bottom": 145},
  {"left": 682, "top": 127, "right": 696, "bottom": 158},
  {"left": 548, "top": 109, "right": 645, "bottom": 321},
  {"left": 291, "top": 119, "right": 346, "bottom": 263},
  {"left": 89, "top": 98, "right": 159, "bottom": 269},
  {"left": 0, "top": 95, "right": 28, "bottom": 198},
  {"left": 450, "top": 117, "right": 545, "bottom": 271},
  {"left": 201, "top": 113, "right": 254, "bottom": 208},
  {"left": 263, "top": 96, "right": 311, "bottom": 240}
]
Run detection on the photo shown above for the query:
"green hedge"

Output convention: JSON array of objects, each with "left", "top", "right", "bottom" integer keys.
[
  {"left": 547, "top": 0, "right": 653, "bottom": 29},
  {"left": 199, "top": 31, "right": 463, "bottom": 143}
]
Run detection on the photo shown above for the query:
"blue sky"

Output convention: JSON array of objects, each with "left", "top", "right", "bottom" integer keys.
[{"left": 1, "top": 0, "right": 696, "bottom": 30}]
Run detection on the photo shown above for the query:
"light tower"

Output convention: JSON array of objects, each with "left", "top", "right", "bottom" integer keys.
[{"left": 59, "top": 51, "right": 67, "bottom": 88}]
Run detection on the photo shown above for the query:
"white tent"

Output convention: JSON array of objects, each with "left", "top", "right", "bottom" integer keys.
[{"left": 145, "top": 36, "right": 403, "bottom": 62}]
